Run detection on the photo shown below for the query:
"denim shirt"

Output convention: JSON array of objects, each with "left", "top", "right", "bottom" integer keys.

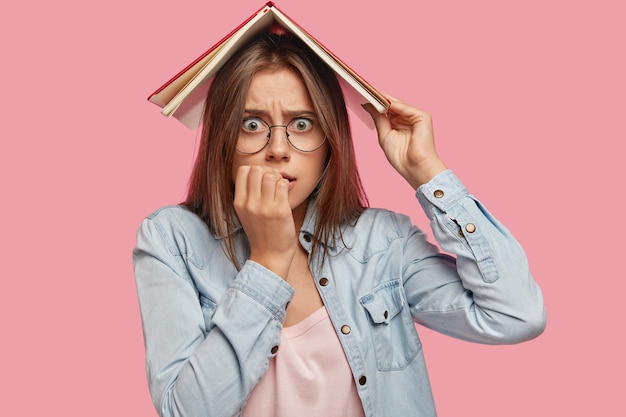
[{"left": 133, "top": 170, "right": 546, "bottom": 417}]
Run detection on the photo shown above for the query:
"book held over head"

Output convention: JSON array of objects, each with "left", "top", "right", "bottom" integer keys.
[{"left": 148, "top": 1, "right": 389, "bottom": 130}]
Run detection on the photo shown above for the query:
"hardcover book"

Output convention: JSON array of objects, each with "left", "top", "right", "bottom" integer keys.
[{"left": 148, "top": 2, "right": 388, "bottom": 129}]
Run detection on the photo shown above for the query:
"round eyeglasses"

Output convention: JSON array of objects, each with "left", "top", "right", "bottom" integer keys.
[{"left": 236, "top": 116, "right": 327, "bottom": 154}]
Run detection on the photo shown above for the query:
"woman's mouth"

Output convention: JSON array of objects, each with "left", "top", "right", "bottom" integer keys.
[
  {"left": 280, "top": 173, "right": 295, "bottom": 182},
  {"left": 280, "top": 173, "right": 295, "bottom": 190}
]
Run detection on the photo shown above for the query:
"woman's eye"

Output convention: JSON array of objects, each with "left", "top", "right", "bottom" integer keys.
[
  {"left": 290, "top": 118, "right": 313, "bottom": 132},
  {"left": 242, "top": 118, "right": 264, "bottom": 132}
]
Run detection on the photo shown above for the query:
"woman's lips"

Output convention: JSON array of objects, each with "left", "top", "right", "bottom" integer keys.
[{"left": 280, "top": 173, "right": 295, "bottom": 190}]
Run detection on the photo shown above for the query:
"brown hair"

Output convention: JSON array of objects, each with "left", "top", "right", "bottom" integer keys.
[{"left": 183, "top": 34, "right": 368, "bottom": 268}]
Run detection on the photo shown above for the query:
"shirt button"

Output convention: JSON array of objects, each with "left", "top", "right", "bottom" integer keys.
[
  {"left": 271, "top": 346, "right": 279, "bottom": 354},
  {"left": 434, "top": 189, "right": 444, "bottom": 198},
  {"left": 383, "top": 310, "right": 389, "bottom": 319},
  {"left": 319, "top": 277, "right": 329, "bottom": 286},
  {"left": 358, "top": 375, "right": 367, "bottom": 385},
  {"left": 303, "top": 233, "right": 312, "bottom": 243},
  {"left": 341, "top": 325, "right": 351, "bottom": 334},
  {"left": 465, "top": 223, "right": 476, "bottom": 233}
]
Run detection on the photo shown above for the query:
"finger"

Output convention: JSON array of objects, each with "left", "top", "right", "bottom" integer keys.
[
  {"left": 275, "top": 177, "right": 290, "bottom": 206},
  {"left": 234, "top": 165, "right": 251, "bottom": 206},
  {"left": 248, "top": 165, "right": 282, "bottom": 202},
  {"left": 260, "top": 170, "right": 282, "bottom": 206},
  {"left": 388, "top": 100, "right": 431, "bottom": 125},
  {"left": 362, "top": 103, "right": 391, "bottom": 139},
  {"left": 384, "top": 94, "right": 402, "bottom": 103}
]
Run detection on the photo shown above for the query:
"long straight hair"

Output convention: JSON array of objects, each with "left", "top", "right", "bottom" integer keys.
[{"left": 183, "top": 34, "right": 368, "bottom": 268}]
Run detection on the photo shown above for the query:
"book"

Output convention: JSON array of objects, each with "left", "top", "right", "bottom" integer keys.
[{"left": 148, "top": 1, "right": 389, "bottom": 130}]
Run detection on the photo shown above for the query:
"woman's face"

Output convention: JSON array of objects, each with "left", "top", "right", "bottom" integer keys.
[{"left": 231, "top": 67, "right": 328, "bottom": 214}]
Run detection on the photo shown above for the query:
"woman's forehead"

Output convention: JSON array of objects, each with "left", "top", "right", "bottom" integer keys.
[{"left": 244, "top": 67, "right": 315, "bottom": 115}]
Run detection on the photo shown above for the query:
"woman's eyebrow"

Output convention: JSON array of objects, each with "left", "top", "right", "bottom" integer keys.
[{"left": 243, "top": 109, "right": 317, "bottom": 118}]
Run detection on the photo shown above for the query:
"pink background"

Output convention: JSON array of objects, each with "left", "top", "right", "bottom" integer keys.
[{"left": 2, "top": 0, "right": 624, "bottom": 415}]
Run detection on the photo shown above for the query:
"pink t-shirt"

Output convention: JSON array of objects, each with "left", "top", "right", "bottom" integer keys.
[{"left": 242, "top": 306, "right": 365, "bottom": 417}]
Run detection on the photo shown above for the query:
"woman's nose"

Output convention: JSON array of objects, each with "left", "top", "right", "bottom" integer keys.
[{"left": 265, "top": 125, "right": 291, "bottom": 159}]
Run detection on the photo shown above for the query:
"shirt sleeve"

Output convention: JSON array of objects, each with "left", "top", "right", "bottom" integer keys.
[
  {"left": 403, "top": 170, "right": 546, "bottom": 344},
  {"left": 133, "top": 211, "right": 294, "bottom": 417}
]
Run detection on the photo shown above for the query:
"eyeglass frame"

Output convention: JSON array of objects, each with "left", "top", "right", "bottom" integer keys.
[{"left": 235, "top": 116, "right": 327, "bottom": 154}]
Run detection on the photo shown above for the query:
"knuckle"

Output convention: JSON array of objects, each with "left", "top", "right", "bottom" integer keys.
[{"left": 262, "top": 171, "right": 280, "bottom": 183}]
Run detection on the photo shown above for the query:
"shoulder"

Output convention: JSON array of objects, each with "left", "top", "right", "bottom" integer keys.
[
  {"left": 141, "top": 205, "right": 211, "bottom": 240},
  {"left": 356, "top": 207, "right": 414, "bottom": 236},
  {"left": 144, "top": 205, "right": 208, "bottom": 233},
  {"left": 136, "top": 205, "right": 220, "bottom": 260}
]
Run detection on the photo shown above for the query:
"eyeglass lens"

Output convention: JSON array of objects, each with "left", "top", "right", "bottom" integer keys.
[{"left": 237, "top": 117, "right": 326, "bottom": 153}]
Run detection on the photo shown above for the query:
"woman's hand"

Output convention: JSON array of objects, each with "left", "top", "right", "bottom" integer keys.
[
  {"left": 234, "top": 165, "right": 296, "bottom": 279},
  {"left": 364, "top": 97, "right": 447, "bottom": 189}
]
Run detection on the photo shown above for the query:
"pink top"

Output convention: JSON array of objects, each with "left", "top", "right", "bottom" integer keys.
[{"left": 241, "top": 306, "right": 365, "bottom": 417}]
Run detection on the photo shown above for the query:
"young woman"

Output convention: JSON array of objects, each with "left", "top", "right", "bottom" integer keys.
[{"left": 133, "top": 33, "right": 546, "bottom": 417}]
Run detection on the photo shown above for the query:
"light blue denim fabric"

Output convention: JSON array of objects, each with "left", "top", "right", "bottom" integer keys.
[{"left": 133, "top": 169, "right": 546, "bottom": 417}]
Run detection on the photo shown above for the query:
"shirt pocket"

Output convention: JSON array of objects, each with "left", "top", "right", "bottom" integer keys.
[
  {"left": 199, "top": 295, "right": 217, "bottom": 334},
  {"left": 359, "top": 280, "right": 422, "bottom": 371}
]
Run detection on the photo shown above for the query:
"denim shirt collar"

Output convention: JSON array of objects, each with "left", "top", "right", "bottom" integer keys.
[{"left": 301, "top": 199, "right": 356, "bottom": 254}]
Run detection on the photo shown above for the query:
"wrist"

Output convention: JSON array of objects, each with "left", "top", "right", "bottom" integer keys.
[
  {"left": 249, "top": 251, "right": 294, "bottom": 280},
  {"left": 405, "top": 158, "right": 447, "bottom": 190}
]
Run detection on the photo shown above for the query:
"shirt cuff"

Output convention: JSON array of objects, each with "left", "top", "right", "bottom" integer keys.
[
  {"left": 415, "top": 170, "right": 470, "bottom": 219},
  {"left": 232, "top": 260, "right": 294, "bottom": 322}
]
